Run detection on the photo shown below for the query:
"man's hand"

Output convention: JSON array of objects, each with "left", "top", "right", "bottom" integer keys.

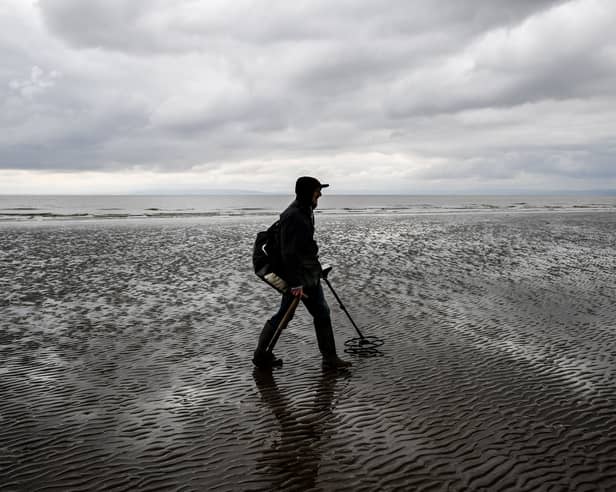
[{"left": 290, "top": 286, "right": 304, "bottom": 298}]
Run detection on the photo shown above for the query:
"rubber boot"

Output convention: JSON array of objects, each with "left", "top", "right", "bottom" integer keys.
[
  {"left": 315, "top": 317, "right": 352, "bottom": 370},
  {"left": 253, "top": 321, "right": 283, "bottom": 369}
]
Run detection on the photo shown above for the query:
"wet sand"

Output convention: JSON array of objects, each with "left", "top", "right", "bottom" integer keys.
[{"left": 1, "top": 212, "right": 615, "bottom": 491}]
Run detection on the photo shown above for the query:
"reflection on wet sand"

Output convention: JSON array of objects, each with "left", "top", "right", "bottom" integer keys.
[
  {"left": 253, "top": 368, "right": 345, "bottom": 490},
  {"left": 2, "top": 213, "right": 616, "bottom": 490}
]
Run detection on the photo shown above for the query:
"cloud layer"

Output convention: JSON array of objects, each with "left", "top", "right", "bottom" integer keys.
[{"left": 1, "top": 0, "right": 615, "bottom": 193}]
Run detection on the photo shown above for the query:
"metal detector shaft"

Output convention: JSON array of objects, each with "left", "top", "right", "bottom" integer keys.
[
  {"left": 266, "top": 295, "right": 301, "bottom": 354},
  {"left": 322, "top": 278, "right": 366, "bottom": 339}
]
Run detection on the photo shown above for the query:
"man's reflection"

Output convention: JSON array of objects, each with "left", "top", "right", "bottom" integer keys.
[{"left": 252, "top": 368, "right": 346, "bottom": 490}]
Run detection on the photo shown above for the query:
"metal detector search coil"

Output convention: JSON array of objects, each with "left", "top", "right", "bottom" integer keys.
[
  {"left": 344, "top": 336, "right": 384, "bottom": 356},
  {"left": 321, "top": 266, "right": 384, "bottom": 357}
]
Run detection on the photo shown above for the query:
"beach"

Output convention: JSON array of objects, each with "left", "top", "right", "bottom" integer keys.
[{"left": 1, "top": 211, "right": 615, "bottom": 491}]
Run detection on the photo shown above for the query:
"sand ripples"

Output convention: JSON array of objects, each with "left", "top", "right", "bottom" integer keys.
[{"left": 1, "top": 213, "right": 616, "bottom": 490}]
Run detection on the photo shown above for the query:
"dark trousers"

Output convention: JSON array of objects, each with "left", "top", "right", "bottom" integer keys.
[{"left": 260, "top": 282, "right": 338, "bottom": 359}]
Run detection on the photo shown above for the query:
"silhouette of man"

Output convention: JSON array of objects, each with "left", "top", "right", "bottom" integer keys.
[{"left": 252, "top": 177, "right": 351, "bottom": 370}]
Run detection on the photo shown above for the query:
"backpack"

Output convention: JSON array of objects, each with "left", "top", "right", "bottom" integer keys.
[{"left": 252, "top": 220, "right": 282, "bottom": 278}]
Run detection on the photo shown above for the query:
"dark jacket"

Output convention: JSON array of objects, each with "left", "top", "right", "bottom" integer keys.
[{"left": 279, "top": 199, "right": 322, "bottom": 288}]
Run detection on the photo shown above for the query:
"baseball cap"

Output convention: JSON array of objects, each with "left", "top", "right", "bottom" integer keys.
[{"left": 295, "top": 176, "right": 329, "bottom": 195}]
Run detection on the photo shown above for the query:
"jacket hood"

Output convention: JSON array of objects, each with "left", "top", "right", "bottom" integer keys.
[{"left": 294, "top": 176, "right": 328, "bottom": 207}]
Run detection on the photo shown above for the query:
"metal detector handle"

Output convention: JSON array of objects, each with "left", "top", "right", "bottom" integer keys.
[
  {"left": 266, "top": 295, "right": 301, "bottom": 354},
  {"left": 322, "top": 277, "right": 366, "bottom": 339}
]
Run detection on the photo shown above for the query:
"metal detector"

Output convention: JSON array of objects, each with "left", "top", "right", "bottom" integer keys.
[{"left": 321, "top": 266, "right": 384, "bottom": 356}]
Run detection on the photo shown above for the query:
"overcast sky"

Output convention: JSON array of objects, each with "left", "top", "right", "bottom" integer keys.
[{"left": 1, "top": 0, "right": 615, "bottom": 194}]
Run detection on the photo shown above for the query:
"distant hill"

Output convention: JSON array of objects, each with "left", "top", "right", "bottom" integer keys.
[{"left": 132, "top": 189, "right": 272, "bottom": 195}]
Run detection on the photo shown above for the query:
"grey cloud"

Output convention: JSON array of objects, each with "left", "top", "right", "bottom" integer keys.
[
  {"left": 532, "top": 143, "right": 616, "bottom": 179},
  {"left": 415, "top": 143, "right": 616, "bottom": 181},
  {"left": 34, "top": 0, "right": 580, "bottom": 127},
  {"left": 0, "top": 107, "right": 148, "bottom": 172},
  {"left": 1, "top": 0, "right": 614, "bottom": 192},
  {"left": 38, "top": 0, "right": 566, "bottom": 53},
  {"left": 37, "top": 0, "right": 159, "bottom": 53},
  {"left": 387, "top": 46, "right": 616, "bottom": 118},
  {"left": 387, "top": 59, "right": 615, "bottom": 118}
]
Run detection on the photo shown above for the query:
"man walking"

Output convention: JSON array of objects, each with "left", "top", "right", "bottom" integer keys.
[{"left": 253, "top": 176, "right": 352, "bottom": 370}]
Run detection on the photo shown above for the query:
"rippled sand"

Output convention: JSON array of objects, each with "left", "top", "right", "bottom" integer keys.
[{"left": 1, "top": 212, "right": 615, "bottom": 491}]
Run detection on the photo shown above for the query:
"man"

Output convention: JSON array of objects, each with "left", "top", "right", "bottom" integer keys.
[{"left": 253, "top": 176, "right": 352, "bottom": 370}]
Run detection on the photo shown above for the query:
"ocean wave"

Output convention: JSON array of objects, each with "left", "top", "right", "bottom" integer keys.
[{"left": 1, "top": 203, "right": 615, "bottom": 222}]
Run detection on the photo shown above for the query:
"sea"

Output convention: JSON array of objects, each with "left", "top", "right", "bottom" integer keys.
[{"left": 0, "top": 194, "right": 615, "bottom": 222}]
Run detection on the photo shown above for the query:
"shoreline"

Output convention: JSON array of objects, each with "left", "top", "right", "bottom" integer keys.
[{"left": 1, "top": 206, "right": 615, "bottom": 228}]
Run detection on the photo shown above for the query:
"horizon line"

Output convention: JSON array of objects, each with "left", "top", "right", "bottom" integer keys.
[{"left": 1, "top": 190, "right": 615, "bottom": 197}]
